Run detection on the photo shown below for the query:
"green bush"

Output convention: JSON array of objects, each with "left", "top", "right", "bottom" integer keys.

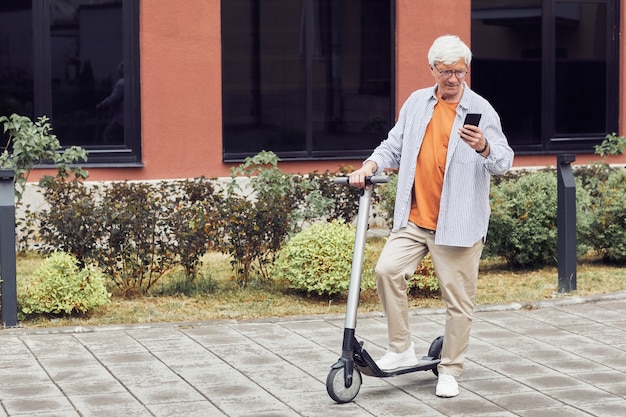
[
  {"left": 36, "top": 153, "right": 341, "bottom": 292},
  {"left": 97, "top": 181, "right": 180, "bottom": 295},
  {"left": 165, "top": 177, "right": 222, "bottom": 281},
  {"left": 272, "top": 220, "right": 376, "bottom": 296},
  {"left": 485, "top": 170, "right": 593, "bottom": 267},
  {"left": 18, "top": 252, "right": 110, "bottom": 316},
  {"left": 376, "top": 171, "right": 398, "bottom": 228},
  {"left": 215, "top": 153, "right": 361, "bottom": 284},
  {"left": 588, "top": 168, "right": 626, "bottom": 263},
  {"left": 575, "top": 133, "right": 626, "bottom": 198},
  {"left": 30, "top": 146, "right": 624, "bottom": 299},
  {"left": 32, "top": 151, "right": 376, "bottom": 291}
]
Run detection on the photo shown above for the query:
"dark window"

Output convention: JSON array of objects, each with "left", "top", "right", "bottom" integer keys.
[
  {"left": 0, "top": 0, "right": 141, "bottom": 164},
  {"left": 471, "top": 0, "right": 618, "bottom": 153},
  {"left": 222, "top": 0, "right": 394, "bottom": 161},
  {"left": 0, "top": 1, "right": 34, "bottom": 119}
]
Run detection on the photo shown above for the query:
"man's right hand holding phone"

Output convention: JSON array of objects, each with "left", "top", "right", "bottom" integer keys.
[{"left": 460, "top": 113, "right": 489, "bottom": 155}]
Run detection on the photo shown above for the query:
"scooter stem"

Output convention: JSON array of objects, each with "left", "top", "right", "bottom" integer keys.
[{"left": 344, "top": 186, "right": 373, "bottom": 330}]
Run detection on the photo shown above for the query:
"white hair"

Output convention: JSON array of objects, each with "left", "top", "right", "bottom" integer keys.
[{"left": 427, "top": 35, "right": 472, "bottom": 67}]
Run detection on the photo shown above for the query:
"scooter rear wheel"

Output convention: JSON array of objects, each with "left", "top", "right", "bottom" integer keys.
[{"left": 326, "top": 366, "right": 362, "bottom": 403}]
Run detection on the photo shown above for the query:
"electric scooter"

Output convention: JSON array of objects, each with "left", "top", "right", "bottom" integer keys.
[{"left": 326, "top": 175, "right": 443, "bottom": 404}]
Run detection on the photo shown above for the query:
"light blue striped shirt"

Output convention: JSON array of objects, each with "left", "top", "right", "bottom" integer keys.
[{"left": 367, "top": 83, "right": 514, "bottom": 247}]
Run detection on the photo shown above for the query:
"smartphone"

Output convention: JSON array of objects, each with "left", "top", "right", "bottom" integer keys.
[{"left": 464, "top": 113, "right": 482, "bottom": 126}]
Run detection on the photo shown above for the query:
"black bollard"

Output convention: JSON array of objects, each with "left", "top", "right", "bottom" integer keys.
[
  {"left": 0, "top": 169, "right": 17, "bottom": 327},
  {"left": 557, "top": 154, "right": 576, "bottom": 293}
]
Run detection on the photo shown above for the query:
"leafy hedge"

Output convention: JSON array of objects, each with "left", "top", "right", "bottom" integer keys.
[
  {"left": 10, "top": 113, "right": 623, "bottom": 314},
  {"left": 31, "top": 152, "right": 362, "bottom": 295},
  {"left": 36, "top": 177, "right": 221, "bottom": 296},
  {"left": 21, "top": 138, "right": 626, "bottom": 304}
]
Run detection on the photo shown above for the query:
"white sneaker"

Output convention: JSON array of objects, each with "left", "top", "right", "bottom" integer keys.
[
  {"left": 436, "top": 374, "right": 459, "bottom": 398},
  {"left": 375, "top": 342, "right": 418, "bottom": 371}
]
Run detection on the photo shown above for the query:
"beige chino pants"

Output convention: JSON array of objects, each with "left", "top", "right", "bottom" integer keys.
[{"left": 375, "top": 222, "right": 483, "bottom": 377}]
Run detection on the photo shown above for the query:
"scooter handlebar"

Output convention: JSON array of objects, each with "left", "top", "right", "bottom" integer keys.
[{"left": 333, "top": 175, "right": 390, "bottom": 186}]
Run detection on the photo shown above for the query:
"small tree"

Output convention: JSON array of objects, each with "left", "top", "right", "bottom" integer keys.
[
  {"left": 217, "top": 151, "right": 302, "bottom": 284},
  {"left": 1, "top": 113, "right": 89, "bottom": 250},
  {"left": 0, "top": 113, "right": 88, "bottom": 202}
]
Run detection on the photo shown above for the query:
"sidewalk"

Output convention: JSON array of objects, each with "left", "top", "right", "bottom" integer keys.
[{"left": 1, "top": 292, "right": 626, "bottom": 417}]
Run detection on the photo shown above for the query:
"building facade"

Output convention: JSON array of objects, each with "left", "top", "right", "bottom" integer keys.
[{"left": 1, "top": 0, "right": 624, "bottom": 183}]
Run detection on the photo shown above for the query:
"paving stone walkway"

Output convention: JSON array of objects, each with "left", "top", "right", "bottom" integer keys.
[{"left": 1, "top": 292, "right": 626, "bottom": 416}]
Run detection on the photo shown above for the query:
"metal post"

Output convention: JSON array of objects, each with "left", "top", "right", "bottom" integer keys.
[
  {"left": 557, "top": 154, "right": 576, "bottom": 293},
  {"left": 0, "top": 169, "right": 17, "bottom": 327}
]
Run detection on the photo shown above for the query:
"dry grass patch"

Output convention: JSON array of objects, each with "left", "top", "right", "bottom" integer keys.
[{"left": 13, "top": 245, "right": 626, "bottom": 329}]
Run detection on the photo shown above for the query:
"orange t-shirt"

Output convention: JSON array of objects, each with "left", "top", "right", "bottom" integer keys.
[{"left": 409, "top": 98, "right": 458, "bottom": 230}]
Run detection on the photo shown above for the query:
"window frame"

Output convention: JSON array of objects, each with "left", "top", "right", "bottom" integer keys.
[
  {"left": 221, "top": 0, "right": 396, "bottom": 163},
  {"left": 542, "top": 0, "right": 619, "bottom": 153},
  {"left": 31, "top": 0, "right": 142, "bottom": 166},
  {"left": 471, "top": 0, "right": 619, "bottom": 155}
]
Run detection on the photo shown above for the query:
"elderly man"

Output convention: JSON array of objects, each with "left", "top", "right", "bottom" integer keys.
[{"left": 348, "top": 34, "right": 514, "bottom": 398}]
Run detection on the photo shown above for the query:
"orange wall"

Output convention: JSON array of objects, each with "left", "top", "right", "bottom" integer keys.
[
  {"left": 139, "top": 0, "right": 225, "bottom": 179},
  {"left": 31, "top": 0, "right": 625, "bottom": 183}
]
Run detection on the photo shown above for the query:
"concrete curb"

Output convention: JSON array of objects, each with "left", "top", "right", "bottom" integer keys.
[{"left": 4, "top": 290, "right": 626, "bottom": 336}]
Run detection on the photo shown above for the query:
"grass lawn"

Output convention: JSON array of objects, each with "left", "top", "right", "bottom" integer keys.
[{"left": 13, "top": 238, "right": 626, "bottom": 329}]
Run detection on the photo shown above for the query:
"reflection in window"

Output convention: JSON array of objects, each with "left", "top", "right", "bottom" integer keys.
[
  {"left": 471, "top": 0, "right": 617, "bottom": 152},
  {"left": 554, "top": 2, "right": 607, "bottom": 136},
  {"left": 471, "top": 0, "right": 544, "bottom": 148},
  {"left": 0, "top": 2, "right": 34, "bottom": 119},
  {"left": 0, "top": 0, "right": 139, "bottom": 163},
  {"left": 50, "top": 0, "right": 124, "bottom": 147},
  {"left": 222, "top": 0, "right": 393, "bottom": 160}
]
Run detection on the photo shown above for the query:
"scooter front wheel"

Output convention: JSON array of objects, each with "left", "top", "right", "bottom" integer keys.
[{"left": 326, "top": 366, "right": 362, "bottom": 403}]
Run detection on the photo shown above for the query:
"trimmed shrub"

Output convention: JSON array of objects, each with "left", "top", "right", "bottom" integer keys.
[
  {"left": 272, "top": 220, "right": 376, "bottom": 296},
  {"left": 376, "top": 171, "right": 398, "bottom": 228},
  {"left": 486, "top": 170, "right": 593, "bottom": 267},
  {"left": 18, "top": 252, "right": 110, "bottom": 316},
  {"left": 37, "top": 178, "right": 100, "bottom": 260},
  {"left": 588, "top": 168, "right": 626, "bottom": 263}
]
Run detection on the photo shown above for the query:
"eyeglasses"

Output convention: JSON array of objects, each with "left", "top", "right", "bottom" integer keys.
[{"left": 435, "top": 68, "right": 468, "bottom": 79}]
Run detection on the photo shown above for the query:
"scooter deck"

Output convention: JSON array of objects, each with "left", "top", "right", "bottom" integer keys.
[
  {"left": 358, "top": 357, "right": 440, "bottom": 377},
  {"left": 353, "top": 340, "right": 440, "bottom": 378}
]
